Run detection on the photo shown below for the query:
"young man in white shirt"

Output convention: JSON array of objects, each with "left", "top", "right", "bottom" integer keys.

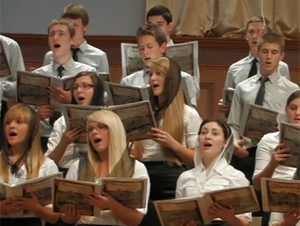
[
  {"left": 35, "top": 19, "right": 96, "bottom": 152},
  {"left": 219, "top": 17, "right": 290, "bottom": 115},
  {"left": 43, "top": 4, "right": 109, "bottom": 73},
  {"left": 0, "top": 35, "right": 25, "bottom": 150},
  {"left": 120, "top": 23, "right": 198, "bottom": 107},
  {"left": 146, "top": 5, "right": 201, "bottom": 100}
]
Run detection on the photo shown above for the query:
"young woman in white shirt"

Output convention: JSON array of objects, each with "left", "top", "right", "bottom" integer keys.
[
  {"left": 0, "top": 104, "right": 59, "bottom": 226},
  {"left": 252, "top": 89, "right": 300, "bottom": 226},
  {"left": 176, "top": 119, "right": 251, "bottom": 226},
  {"left": 131, "top": 57, "right": 202, "bottom": 225},
  {"left": 46, "top": 71, "right": 105, "bottom": 174},
  {"left": 64, "top": 109, "right": 150, "bottom": 226}
]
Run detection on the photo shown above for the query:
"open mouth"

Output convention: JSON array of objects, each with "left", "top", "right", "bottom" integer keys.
[
  {"left": 94, "top": 138, "right": 102, "bottom": 144},
  {"left": 152, "top": 84, "right": 159, "bottom": 88},
  {"left": 54, "top": 44, "right": 61, "bottom": 49},
  {"left": 145, "top": 57, "right": 151, "bottom": 61},
  {"left": 78, "top": 96, "right": 85, "bottom": 101},
  {"left": 252, "top": 41, "right": 258, "bottom": 45},
  {"left": 9, "top": 131, "right": 17, "bottom": 137},
  {"left": 203, "top": 142, "right": 212, "bottom": 147}
]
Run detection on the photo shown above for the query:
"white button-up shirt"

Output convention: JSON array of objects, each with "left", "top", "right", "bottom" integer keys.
[
  {"left": 43, "top": 40, "right": 109, "bottom": 73},
  {"left": 224, "top": 53, "right": 290, "bottom": 89}
]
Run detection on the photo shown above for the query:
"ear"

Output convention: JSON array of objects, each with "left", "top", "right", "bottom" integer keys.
[
  {"left": 167, "top": 22, "right": 174, "bottom": 33},
  {"left": 280, "top": 52, "right": 285, "bottom": 61},
  {"left": 160, "top": 42, "right": 167, "bottom": 54},
  {"left": 83, "top": 24, "right": 89, "bottom": 33},
  {"left": 70, "top": 35, "right": 75, "bottom": 46}
]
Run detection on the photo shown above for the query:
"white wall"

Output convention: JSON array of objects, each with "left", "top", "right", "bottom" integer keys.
[{"left": 0, "top": 0, "right": 146, "bottom": 35}]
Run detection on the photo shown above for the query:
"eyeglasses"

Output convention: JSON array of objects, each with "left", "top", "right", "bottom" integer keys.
[
  {"left": 72, "top": 83, "right": 94, "bottom": 91},
  {"left": 87, "top": 123, "right": 108, "bottom": 133}
]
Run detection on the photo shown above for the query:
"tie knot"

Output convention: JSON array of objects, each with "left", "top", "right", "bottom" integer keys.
[
  {"left": 57, "top": 65, "right": 65, "bottom": 78},
  {"left": 72, "top": 47, "right": 80, "bottom": 54},
  {"left": 252, "top": 58, "right": 258, "bottom": 64},
  {"left": 261, "top": 76, "right": 269, "bottom": 83}
]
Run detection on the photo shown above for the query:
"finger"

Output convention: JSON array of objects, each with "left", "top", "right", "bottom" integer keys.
[
  {"left": 150, "top": 127, "right": 161, "bottom": 133},
  {"left": 70, "top": 205, "right": 76, "bottom": 216}
]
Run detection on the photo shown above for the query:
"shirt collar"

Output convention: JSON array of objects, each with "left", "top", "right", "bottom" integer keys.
[
  {"left": 76, "top": 40, "right": 88, "bottom": 52},
  {"left": 255, "top": 71, "right": 281, "bottom": 84},
  {"left": 52, "top": 57, "right": 75, "bottom": 72},
  {"left": 248, "top": 52, "right": 258, "bottom": 63},
  {"left": 167, "top": 39, "right": 174, "bottom": 46},
  {"left": 195, "top": 158, "right": 229, "bottom": 177}
]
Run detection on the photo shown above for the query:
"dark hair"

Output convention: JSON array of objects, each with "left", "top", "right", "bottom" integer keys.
[
  {"left": 257, "top": 32, "right": 285, "bottom": 52},
  {"left": 198, "top": 119, "right": 232, "bottom": 140},
  {"left": 61, "top": 4, "right": 89, "bottom": 26},
  {"left": 146, "top": 5, "right": 172, "bottom": 24},
  {"left": 71, "top": 71, "right": 105, "bottom": 106},
  {"left": 286, "top": 90, "right": 300, "bottom": 107},
  {"left": 48, "top": 19, "right": 76, "bottom": 38},
  {"left": 136, "top": 23, "right": 167, "bottom": 47}
]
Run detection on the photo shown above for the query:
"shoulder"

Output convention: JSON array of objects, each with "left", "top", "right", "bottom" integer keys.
[
  {"left": 74, "top": 62, "right": 97, "bottom": 72},
  {"left": 65, "top": 159, "right": 80, "bottom": 180},
  {"left": 40, "top": 157, "right": 59, "bottom": 174},
  {"left": 86, "top": 44, "right": 107, "bottom": 56},
  {"left": 222, "top": 165, "right": 249, "bottom": 186},
  {"left": 44, "top": 51, "right": 53, "bottom": 58},
  {"left": 33, "top": 65, "right": 52, "bottom": 74},
  {"left": 184, "top": 105, "right": 199, "bottom": 116},
  {"left": 279, "top": 61, "right": 288, "bottom": 68},
  {"left": 258, "top": 131, "right": 279, "bottom": 145},
  {"left": 229, "top": 56, "right": 249, "bottom": 70},
  {"left": 122, "top": 70, "right": 143, "bottom": 82},
  {"left": 0, "top": 35, "right": 19, "bottom": 47},
  {"left": 177, "top": 168, "right": 197, "bottom": 186},
  {"left": 133, "top": 159, "right": 148, "bottom": 178}
]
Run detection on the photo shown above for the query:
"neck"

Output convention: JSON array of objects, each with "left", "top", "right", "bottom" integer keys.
[
  {"left": 202, "top": 156, "right": 219, "bottom": 175},
  {"left": 73, "top": 38, "right": 85, "bottom": 48},
  {"left": 260, "top": 68, "right": 278, "bottom": 77},
  {"left": 250, "top": 48, "right": 258, "bottom": 58},
  {"left": 98, "top": 151, "right": 109, "bottom": 163},
  {"left": 10, "top": 145, "right": 26, "bottom": 162},
  {"left": 54, "top": 54, "right": 72, "bottom": 65}
]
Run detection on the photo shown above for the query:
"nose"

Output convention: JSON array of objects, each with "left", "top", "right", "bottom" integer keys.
[
  {"left": 296, "top": 107, "right": 300, "bottom": 115},
  {"left": 7, "top": 120, "right": 17, "bottom": 128},
  {"left": 266, "top": 52, "right": 272, "bottom": 59}
]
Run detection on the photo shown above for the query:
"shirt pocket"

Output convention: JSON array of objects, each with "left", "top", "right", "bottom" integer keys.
[{"left": 209, "top": 179, "right": 230, "bottom": 191}]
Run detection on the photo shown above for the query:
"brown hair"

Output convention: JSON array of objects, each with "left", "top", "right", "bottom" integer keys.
[
  {"left": 245, "top": 16, "right": 272, "bottom": 33},
  {"left": 0, "top": 104, "right": 44, "bottom": 183},
  {"left": 132, "top": 57, "right": 185, "bottom": 165},
  {"left": 47, "top": 18, "right": 76, "bottom": 38},
  {"left": 257, "top": 32, "right": 285, "bottom": 52},
  {"left": 136, "top": 23, "right": 167, "bottom": 46},
  {"left": 61, "top": 4, "right": 89, "bottom": 26}
]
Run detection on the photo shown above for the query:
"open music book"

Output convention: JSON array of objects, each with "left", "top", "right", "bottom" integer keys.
[
  {"left": 279, "top": 122, "right": 300, "bottom": 168},
  {"left": 261, "top": 177, "right": 300, "bottom": 213},
  {"left": 16, "top": 70, "right": 76, "bottom": 106},
  {"left": 239, "top": 104, "right": 278, "bottom": 141},
  {"left": 0, "top": 173, "right": 62, "bottom": 216},
  {"left": 104, "top": 82, "right": 150, "bottom": 106},
  {"left": 154, "top": 186, "right": 259, "bottom": 226},
  {"left": 121, "top": 41, "right": 198, "bottom": 78},
  {"left": 62, "top": 100, "right": 156, "bottom": 143}
]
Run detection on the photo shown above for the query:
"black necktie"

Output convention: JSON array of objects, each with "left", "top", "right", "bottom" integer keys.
[
  {"left": 71, "top": 48, "right": 80, "bottom": 61},
  {"left": 57, "top": 66, "right": 65, "bottom": 78},
  {"left": 248, "top": 58, "right": 258, "bottom": 78},
  {"left": 254, "top": 76, "right": 269, "bottom": 106}
]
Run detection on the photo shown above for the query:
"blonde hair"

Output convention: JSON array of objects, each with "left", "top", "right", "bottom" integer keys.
[
  {"left": 79, "top": 110, "right": 134, "bottom": 181},
  {"left": 132, "top": 57, "right": 185, "bottom": 165},
  {"left": 0, "top": 104, "right": 44, "bottom": 183}
]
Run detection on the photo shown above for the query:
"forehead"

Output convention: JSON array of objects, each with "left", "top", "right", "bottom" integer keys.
[
  {"left": 49, "top": 24, "right": 69, "bottom": 32},
  {"left": 75, "top": 75, "right": 93, "bottom": 84},
  {"left": 247, "top": 22, "right": 264, "bottom": 30},
  {"left": 288, "top": 97, "right": 300, "bottom": 105},
  {"left": 148, "top": 15, "right": 167, "bottom": 23},
  {"left": 138, "top": 35, "right": 158, "bottom": 45},
  {"left": 260, "top": 42, "right": 281, "bottom": 51},
  {"left": 201, "top": 122, "right": 222, "bottom": 131}
]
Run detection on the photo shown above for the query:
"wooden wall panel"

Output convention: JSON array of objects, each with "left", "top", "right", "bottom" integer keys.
[{"left": 3, "top": 33, "right": 299, "bottom": 119}]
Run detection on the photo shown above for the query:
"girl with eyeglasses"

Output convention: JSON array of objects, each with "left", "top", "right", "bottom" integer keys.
[
  {"left": 62, "top": 110, "right": 150, "bottom": 226},
  {"left": 45, "top": 71, "right": 105, "bottom": 175}
]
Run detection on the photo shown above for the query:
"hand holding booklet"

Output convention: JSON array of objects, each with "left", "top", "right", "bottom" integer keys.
[
  {"left": 52, "top": 177, "right": 148, "bottom": 216},
  {"left": 154, "top": 186, "right": 259, "bottom": 226},
  {"left": 16, "top": 70, "right": 76, "bottom": 106},
  {"left": 0, "top": 173, "right": 62, "bottom": 216}
]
